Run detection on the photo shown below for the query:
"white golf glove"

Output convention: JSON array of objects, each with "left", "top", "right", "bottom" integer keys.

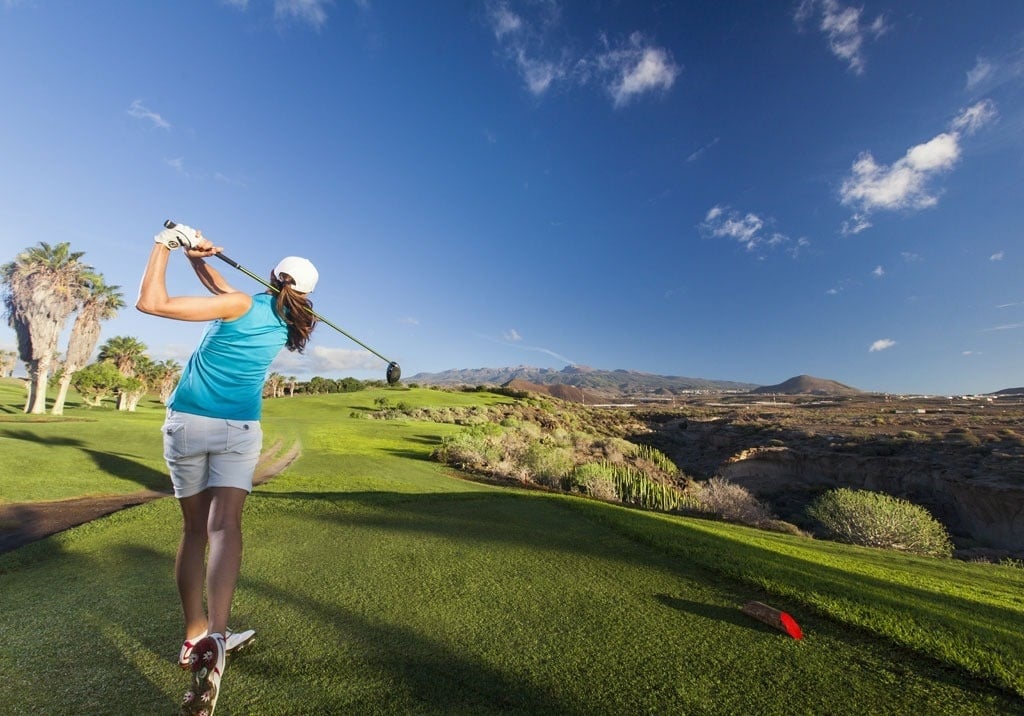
[{"left": 154, "top": 224, "right": 199, "bottom": 250}]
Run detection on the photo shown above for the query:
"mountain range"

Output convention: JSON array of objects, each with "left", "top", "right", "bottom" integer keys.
[
  {"left": 408, "top": 366, "right": 1019, "bottom": 400},
  {"left": 410, "top": 365, "right": 761, "bottom": 401}
]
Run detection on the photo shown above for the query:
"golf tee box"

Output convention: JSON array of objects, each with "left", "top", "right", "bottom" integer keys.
[{"left": 741, "top": 601, "right": 803, "bottom": 640}]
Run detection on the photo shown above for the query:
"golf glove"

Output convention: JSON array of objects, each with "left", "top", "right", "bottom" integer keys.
[{"left": 154, "top": 224, "right": 198, "bottom": 250}]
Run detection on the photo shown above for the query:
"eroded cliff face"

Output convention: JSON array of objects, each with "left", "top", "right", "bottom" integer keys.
[
  {"left": 720, "top": 446, "right": 1024, "bottom": 553},
  {"left": 639, "top": 414, "right": 1024, "bottom": 556}
]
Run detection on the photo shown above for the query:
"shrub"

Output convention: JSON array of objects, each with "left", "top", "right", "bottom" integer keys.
[
  {"left": 518, "top": 444, "right": 574, "bottom": 488},
  {"left": 568, "top": 463, "right": 619, "bottom": 501},
  {"left": 695, "top": 478, "right": 775, "bottom": 527},
  {"left": 433, "top": 428, "right": 503, "bottom": 471},
  {"left": 806, "top": 488, "right": 953, "bottom": 558}
]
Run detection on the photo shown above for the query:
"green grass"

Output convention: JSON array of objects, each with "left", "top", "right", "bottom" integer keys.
[{"left": 1, "top": 380, "right": 1022, "bottom": 714}]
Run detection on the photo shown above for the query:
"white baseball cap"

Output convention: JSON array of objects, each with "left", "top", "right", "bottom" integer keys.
[{"left": 273, "top": 256, "right": 319, "bottom": 294}]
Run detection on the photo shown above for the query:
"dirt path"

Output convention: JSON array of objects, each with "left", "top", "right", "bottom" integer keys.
[{"left": 0, "top": 439, "right": 302, "bottom": 555}]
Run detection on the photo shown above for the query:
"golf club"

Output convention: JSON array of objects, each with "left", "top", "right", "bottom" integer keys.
[{"left": 164, "top": 220, "right": 401, "bottom": 385}]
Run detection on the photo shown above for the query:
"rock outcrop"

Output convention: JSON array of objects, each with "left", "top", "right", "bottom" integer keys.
[{"left": 720, "top": 446, "right": 1024, "bottom": 553}]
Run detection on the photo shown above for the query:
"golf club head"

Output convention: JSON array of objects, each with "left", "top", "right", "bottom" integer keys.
[{"left": 386, "top": 361, "right": 401, "bottom": 385}]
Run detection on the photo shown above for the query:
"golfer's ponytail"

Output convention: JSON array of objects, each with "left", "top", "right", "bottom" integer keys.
[{"left": 271, "top": 276, "right": 316, "bottom": 353}]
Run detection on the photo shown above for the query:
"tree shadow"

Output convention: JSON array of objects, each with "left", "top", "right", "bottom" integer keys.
[{"left": 0, "top": 429, "right": 167, "bottom": 491}]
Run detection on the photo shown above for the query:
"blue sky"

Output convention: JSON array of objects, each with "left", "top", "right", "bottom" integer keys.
[{"left": 1, "top": 1, "right": 1021, "bottom": 395}]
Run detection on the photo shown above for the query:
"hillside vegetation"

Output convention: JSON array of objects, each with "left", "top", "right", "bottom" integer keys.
[{"left": 0, "top": 379, "right": 1022, "bottom": 714}]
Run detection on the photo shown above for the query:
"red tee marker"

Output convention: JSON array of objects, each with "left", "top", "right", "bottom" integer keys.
[{"left": 741, "top": 601, "right": 803, "bottom": 640}]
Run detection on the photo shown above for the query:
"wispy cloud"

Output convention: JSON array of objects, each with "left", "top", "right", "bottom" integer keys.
[
  {"left": 963, "top": 49, "right": 1024, "bottom": 94},
  {"left": 839, "top": 100, "right": 998, "bottom": 232},
  {"left": 480, "top": 329, "right": 575, "bottom": 365},
  {"left": 981, "top": 322, "right": 1024, "bottom": 332},
  {"left": 966, "top": 57, "right": 995, "bottom": 91},
  {"left": 486, "top": 1, "right": 679, "bottom": 107},
  {"left": 399, "top": 316, "right": 419, "bottom": 326},
  {"left": 700, "top": 205, "right": 808, "bottom": 258},
  {"left": 687, "top": 137, "right": 719, "bottom": 163},
  {"left": 794, "top": 0, "right": 888, "bottom": 75},
  {"left": 127, "top": 100, "right": 171, "bottom": 129},
  {"left": 872, "top": 265, "right": 884, "bottom": 277},
  {"left": 990, "top": 251, "right": 1005, "bottom": 261},
  {"left": 274, "top": 0, "right": 330, "bottom": 29},
  {"left": 869, "top": 338, "right": 896, "bottom": 352},
  {"left": 164, "top": 157, "right": 187, "bottom": 175}
]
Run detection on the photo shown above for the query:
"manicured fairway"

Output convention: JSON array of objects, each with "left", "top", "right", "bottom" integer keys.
[{"left": 1, "top": 383, "right": 1022, "bottom": 714}]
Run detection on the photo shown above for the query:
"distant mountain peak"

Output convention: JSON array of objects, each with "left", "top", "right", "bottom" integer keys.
[{"left": 751, "top": 375, "right": 861, "bottom": 396}]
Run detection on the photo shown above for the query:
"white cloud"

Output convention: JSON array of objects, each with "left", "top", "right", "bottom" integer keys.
[
  {"left": 399, "top": 316, "right": 419, "bottom": 326},
  {"left": 127, "top": 100, "right": 171, "bottom": 130},
  {"left": 841, "top": 213, "right": 872, "bottom": 235},
  {"left": 839, "top": 100, "right": 997, "bottom": 224},
  {"left": 990, "top": 251, "right": 1005, "bottom": 262},
  {"left": 487, "top": 3, "right": 678, "bottom": 107},
  {"left": 504, "top": 329, "right": 522, "bottom": 342},
  {"left": 271, "top": 344, "right": 381, "bottom": 375},
  {"left": 598, "top": 33, "right": 680, "bottom": 108},
  {"left": 872, "top": 265, "right": 884, "bottom": 277},
  {"left": 701, "top": 204, "right": 806, "bottom": 257},
  {"left": 221, "top": 0, "right": 250, "bottom": 9},
  {"left": 703, "top": 208, "right": 763, "bottom": 250},
  {"left": 869, "top": 338, "right": 896, "bottom": 352},
  {"left": 901, "top": 251, "right": 921, "bottom": 263},
  {"left": 275, "top": 0, "right": 330, "bottom": 29},
  {"left": 951, "top": 99, "right": 998, "bottom": 135},
  {"left": 795, "top": 0, "right": 888, "bottom": 75}
]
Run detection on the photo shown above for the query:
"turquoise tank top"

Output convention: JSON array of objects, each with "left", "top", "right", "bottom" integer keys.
[{"left": 168, "top": 293, "right": 288, "bottom": 420}]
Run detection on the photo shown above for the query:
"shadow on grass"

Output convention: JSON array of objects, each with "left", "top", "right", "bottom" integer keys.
[
  {"left": 655, "top": 594, "right": 778, "bottom": 636},
  {"left": 237, "top": 573, "right": 577, "bottom": 715},
  {"left": 0, "top": 429, "right": 167, "bottom": 491},
  {"left": 251, "top": 489, "right": 1024, "bottom": 705}
]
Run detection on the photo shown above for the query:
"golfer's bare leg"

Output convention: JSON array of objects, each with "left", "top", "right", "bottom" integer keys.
[
  {"left": 205, "top": 486, "right": 248, "bottom": 636},
  {"left": 177, "top": 491, "right": 213, "bottom": 639}
]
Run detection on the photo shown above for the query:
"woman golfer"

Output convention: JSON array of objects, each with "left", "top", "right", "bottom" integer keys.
[{"left": 137, "top": 223, "right": 318, "bottom": 715}]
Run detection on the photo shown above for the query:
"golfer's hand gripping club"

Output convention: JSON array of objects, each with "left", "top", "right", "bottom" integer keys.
[
  {"left": 155, "top": 221, "right": 199, "bottom": 250},
  {"left": 164, "top": 220, "right": 402, "bottom": 385}
]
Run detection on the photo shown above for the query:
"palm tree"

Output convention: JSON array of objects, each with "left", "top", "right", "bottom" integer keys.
[
  {"left": 154, "top": 359, "right": 182, "bottom": 404},
  {"left": 265, "top": 372, "right": 284, "bottom": 398},
  {"left": 52, "top": 273, "right": 125, "bottom": 415},
  {"left": 98, "top": 335, "right": 148, "bottom": 410},
  {"left": 122, "top": 354, "right": 158, "bottom": 412},
  {"left": 287, "top": 375, "right": 297, "bottom": 397},
  {"left": 0, "top": 349, "right": 16, "bottom": 378},
  {"left": 1, "top": 242, "right": 89, "bottom": 413}
]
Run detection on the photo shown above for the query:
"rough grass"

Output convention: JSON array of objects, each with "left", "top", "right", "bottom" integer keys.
[{"left": 0, "top": 381, "right": 1022, "bottom": 714}]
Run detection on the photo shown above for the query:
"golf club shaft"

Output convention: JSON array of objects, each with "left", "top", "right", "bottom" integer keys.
[
  {"left": 213, "top": 252, "right": 395, "bottom": 366},
  {"left": 163, "top": 221, "right": 396, "bottom": 366}
]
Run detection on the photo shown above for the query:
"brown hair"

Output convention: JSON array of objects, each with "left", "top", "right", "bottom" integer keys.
[{"left": 271, "top": 274, "right": 317, "bottom": 352}]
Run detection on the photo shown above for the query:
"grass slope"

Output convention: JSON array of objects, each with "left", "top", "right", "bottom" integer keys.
[{"left": 0, "top": 382, "right": 1022, "bottom": 714}]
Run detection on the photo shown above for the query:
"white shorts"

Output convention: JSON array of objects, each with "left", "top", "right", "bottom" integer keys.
[{"left": 162, "top": 408, "right": 263, "bottom": 499}]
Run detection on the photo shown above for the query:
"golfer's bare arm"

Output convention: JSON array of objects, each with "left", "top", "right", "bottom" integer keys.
[
  {"left": 136, "top": 243, "right": 251, "bottom": 322},
  {"left": 187, "top": 251, "right": 239, "bottom": 296}
]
